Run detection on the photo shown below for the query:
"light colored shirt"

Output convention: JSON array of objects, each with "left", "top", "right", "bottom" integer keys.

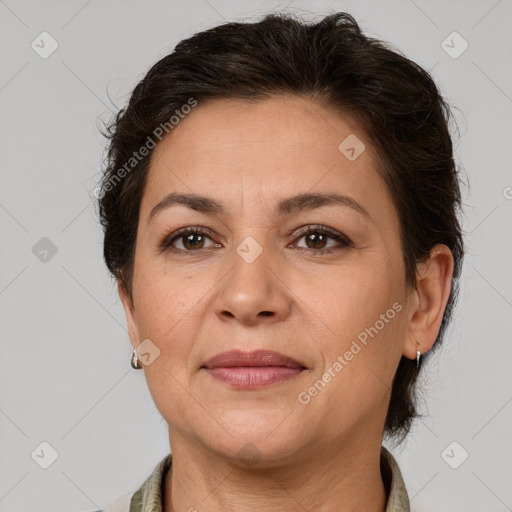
[{"left": 100, "top": 445, "right": 410, "bottom": 511}]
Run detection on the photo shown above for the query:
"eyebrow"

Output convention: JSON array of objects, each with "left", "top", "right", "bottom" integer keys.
[{"left": 147, "top": 192, "right": 371, "bottom": 225}]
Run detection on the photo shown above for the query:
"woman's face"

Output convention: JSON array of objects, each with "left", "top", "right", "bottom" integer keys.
[{"left": 120, "top": 95, "right": 415, "bottom": 465}]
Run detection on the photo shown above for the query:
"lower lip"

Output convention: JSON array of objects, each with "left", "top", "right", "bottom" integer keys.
[{"left": 203, "top": 367, "right": 305, "bottom": 389}]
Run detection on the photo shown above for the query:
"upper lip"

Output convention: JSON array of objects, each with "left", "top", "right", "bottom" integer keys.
[{"left": 202, "top": 349, "right": 307, "bottom": 369}]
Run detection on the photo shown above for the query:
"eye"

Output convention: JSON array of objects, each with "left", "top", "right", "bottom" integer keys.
[
  {"left": 159, "top": 226, "right": 221, "bottom": 253},
  {"left": 159, "top": 225, "right": 352, "bottom": 255},
  {"left": 290, "top": 225, "right": 353, "bottom": 255}
]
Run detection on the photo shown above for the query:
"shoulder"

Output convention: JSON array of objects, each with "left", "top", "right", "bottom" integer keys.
[{"left": 93, "top": 453, "right": 172, "bottom": 512}]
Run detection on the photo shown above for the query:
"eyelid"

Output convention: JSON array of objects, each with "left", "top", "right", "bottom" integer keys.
[
  {"left": 290, "top": 224, "right": 351, "bottom": 241},
  {"left": 158, "top": 225, "right": 220, "bottom": 254},
  {"left": 289, "top": 224, "right": 353, "bottom": 251},
  {"left": 159, "top": 224, "right": 353, "bottom": 254}
]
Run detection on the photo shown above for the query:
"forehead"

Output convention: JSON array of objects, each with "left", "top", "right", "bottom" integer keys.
[{"left": 141, "top": 95, "right": 394, "bottom": 222}]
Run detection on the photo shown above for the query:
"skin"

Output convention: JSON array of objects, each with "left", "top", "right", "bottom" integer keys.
[{"left": 118, "top": 95, "right": 454, "bottom": 511}]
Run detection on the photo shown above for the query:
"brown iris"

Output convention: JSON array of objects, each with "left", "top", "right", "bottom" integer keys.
[
  {"left": 182, "top": 233, "right": 206, "bottom": 250},
  {"left": 304, "top": 232, "right": 327, "bottom": 250}
]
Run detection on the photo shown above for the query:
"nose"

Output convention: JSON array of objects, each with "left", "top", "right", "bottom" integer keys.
[{"left": 213, "top": 239, "right": 292, "bottom": 326}]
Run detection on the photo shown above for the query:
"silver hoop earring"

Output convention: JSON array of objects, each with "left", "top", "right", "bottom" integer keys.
[
  {"left": 416, "top": 350, "right": 421, "bottom": 368},
  {"left": 131, "top": 348, "right": 142, "bottom": 369}
]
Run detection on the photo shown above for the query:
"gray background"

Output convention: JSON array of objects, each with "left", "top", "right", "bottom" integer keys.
[{"left": 1, "top": 0, "right": 511, "bottom": 511}]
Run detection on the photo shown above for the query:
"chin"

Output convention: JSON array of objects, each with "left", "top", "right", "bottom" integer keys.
[{"left": 197, "top": 412, "right": 308, "bottom": 467}]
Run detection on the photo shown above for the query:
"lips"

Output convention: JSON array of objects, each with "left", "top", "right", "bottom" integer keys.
[
  {"left": 201, "top": 349, "right": 307, "bottom": 389},
  {"left": 201, "top": 349, "right": 306, "bottom": 370}
]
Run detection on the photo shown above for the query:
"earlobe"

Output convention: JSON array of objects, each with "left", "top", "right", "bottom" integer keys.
[{"left": 404, "top": 244, "right": 454, "bottom": 362}]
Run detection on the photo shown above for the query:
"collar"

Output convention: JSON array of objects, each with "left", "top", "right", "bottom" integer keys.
[{"left": 380, "top": 445, "right": 411, "bottom": 511}]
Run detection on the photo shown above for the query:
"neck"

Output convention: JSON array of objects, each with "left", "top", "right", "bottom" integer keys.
[{"left": 163, "top": 431, "right": 388, "bottom": 512}]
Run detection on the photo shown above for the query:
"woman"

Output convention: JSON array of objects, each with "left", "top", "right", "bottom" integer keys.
[{"left": 96, "top": 11, "right": 464, "bottom": 512}]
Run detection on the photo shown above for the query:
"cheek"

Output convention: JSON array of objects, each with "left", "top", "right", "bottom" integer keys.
[
  {"left": 131, "top": 266, "right": 221, "bottom": 388},
  {"left": 133, "top": 263, "right": 206, "bottom": 337},
  {"left": 290, "top": 257, "right": 397, "bottom": 337},
  {"left": 299, "top": 258, "right": 404, "bottom": 385}
]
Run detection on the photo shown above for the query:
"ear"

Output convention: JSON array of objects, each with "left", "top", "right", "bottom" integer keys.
[
  {"left": 403, "top": 244, "right": 454, "bottom": 360},
  {"left": 118, "top": 279, "right": 140, "bottom": 350}
]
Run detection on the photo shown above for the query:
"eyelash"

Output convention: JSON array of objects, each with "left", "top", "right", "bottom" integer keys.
[{"left": 159, "top": 225, "right": 353, "bottom": 255}]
